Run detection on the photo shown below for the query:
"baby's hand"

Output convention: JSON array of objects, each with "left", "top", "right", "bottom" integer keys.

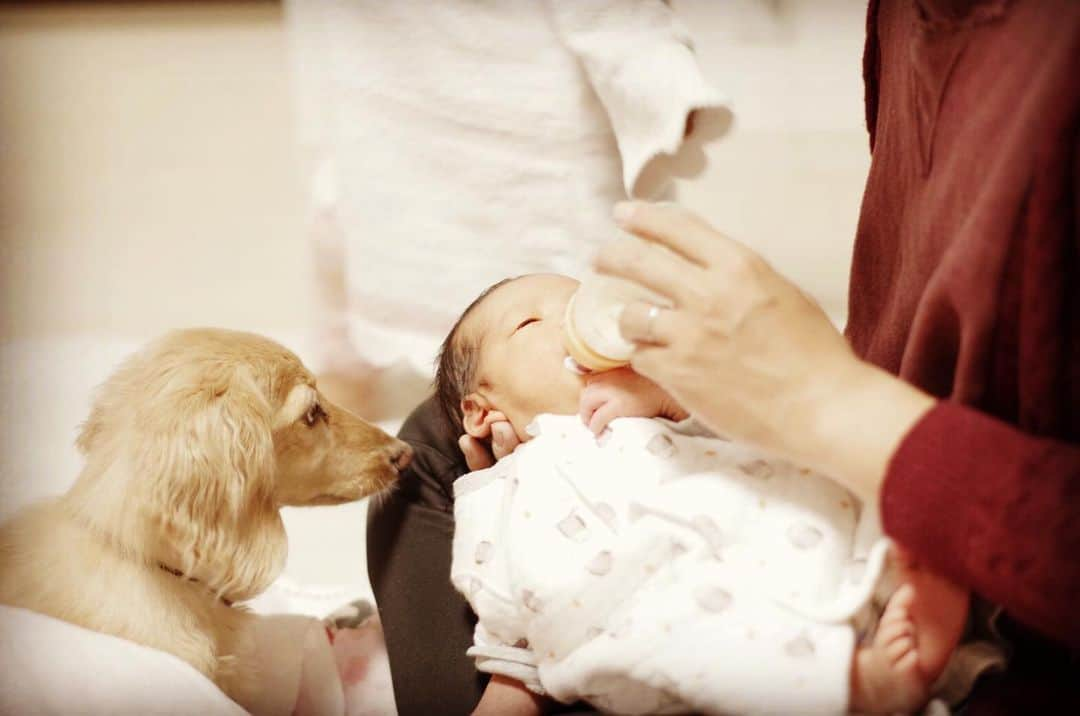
[
  {"left": 579, "top": 367, "right": 689, "bottom": 435},
  {"left": 459, "top": 421, "right": 520, "bottom": 471}
]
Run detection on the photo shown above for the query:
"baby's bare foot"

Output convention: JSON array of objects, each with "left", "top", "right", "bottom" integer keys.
[
  {"left": 852, "top": 585, "right": 927, "bottom": 713},
  {"left": 851, "top": 551, "right": 968, "bottom": 713}
]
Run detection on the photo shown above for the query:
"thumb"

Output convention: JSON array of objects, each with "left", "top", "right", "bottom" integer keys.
[{"left": 588, "top": 402, "right": 622, "bottom": 436}]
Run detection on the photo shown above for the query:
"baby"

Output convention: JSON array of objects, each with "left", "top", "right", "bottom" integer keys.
[{"left": 439, "top": 274, "right": 980, "bottom": 715}]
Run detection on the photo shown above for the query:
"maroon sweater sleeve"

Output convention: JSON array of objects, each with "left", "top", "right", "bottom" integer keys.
[{"left": 882, "top": 402, "right": 1080, "bottom": 647}]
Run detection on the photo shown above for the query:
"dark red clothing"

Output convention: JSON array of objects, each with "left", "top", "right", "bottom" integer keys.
[{"left": 849, "top": 0, "right": 1080, "bottom": 706}]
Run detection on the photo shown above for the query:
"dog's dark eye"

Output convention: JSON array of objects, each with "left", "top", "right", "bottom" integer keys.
[{"left": 303, "top": 403, "right": 325, "bottom": 427}]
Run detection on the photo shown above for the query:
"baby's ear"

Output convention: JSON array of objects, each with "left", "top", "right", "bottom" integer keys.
[{"left": 461, "top": 393, "right": 507, "bottom": 440}]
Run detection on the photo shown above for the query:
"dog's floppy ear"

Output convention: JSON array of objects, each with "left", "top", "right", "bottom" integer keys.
[
  {"left": 136, "top": 365, "right": 287, "bottom": 602},
  {"left": 76, "top": 403, "right": 104, "bottom": 456}
]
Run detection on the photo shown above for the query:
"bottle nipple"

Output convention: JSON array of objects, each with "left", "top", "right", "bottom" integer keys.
[{"left": 563, "top": 355, "right": 592, "bottom": 376}]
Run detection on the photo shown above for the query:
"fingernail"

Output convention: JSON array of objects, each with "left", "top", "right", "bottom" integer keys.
[{"left": 613, "top": 201, "right": 635, "bottom": 225}]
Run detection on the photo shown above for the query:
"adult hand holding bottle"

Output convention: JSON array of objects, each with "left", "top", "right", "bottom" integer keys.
[{"left": 597, "top": 201, "right": 936, "bottom": 500}]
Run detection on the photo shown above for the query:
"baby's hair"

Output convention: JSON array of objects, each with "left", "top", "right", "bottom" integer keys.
[{"left": 435, "top": 277, "right": 516, "bottom": 431}]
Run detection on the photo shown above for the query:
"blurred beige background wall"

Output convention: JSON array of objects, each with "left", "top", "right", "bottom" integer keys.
[
  {"left": 0, "top": 0, "right": 870, "bottom": 344},
  {"left": 0, "top": 0, "right": 309, "bottom": 341}
]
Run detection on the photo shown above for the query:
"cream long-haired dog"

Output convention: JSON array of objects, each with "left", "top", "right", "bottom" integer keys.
[{"left": 0, "top": 328, "right": 412, "bottom": 711}]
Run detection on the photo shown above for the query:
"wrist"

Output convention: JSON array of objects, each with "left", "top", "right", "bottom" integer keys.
[{"left": 792, "top": 358, "right": 936, "bottom": 501}]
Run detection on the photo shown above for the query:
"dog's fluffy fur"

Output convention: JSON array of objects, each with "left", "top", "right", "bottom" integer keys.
[{"left": 0, "top": 328, "right": 410, "bottom": 710}]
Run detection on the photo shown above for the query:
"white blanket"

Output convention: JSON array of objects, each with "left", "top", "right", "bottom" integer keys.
[
  {"left": 451, "top": 416, "right": 890, "bottom": 715},
  {"left": 0, "top": 605, "right": 247, "bottom": 716},
  {"left": 0, "top": 588, "right": 397, "bottom": 716}
]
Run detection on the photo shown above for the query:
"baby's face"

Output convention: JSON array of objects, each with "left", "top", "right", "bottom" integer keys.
[{"left": 465, "top": 274, "right": 585, "bottom": 439}]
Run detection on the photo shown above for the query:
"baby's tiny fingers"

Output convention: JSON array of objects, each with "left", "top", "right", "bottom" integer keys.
[
  {"left": 490, "top": 421, "right": 520, "bottom": 460},
  {"left": 459, "top": 435, "right": 494, "bottom": 471},
  {"left": 578, "top": 388, "right": 608, "bottom": 425},
  {"left": 588, "top": 402, "right": 622, "bottom": 436}
]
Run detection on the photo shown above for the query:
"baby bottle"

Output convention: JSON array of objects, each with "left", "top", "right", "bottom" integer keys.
[{"left": 562, "top": 271, "right": 671, "bottom": 373}]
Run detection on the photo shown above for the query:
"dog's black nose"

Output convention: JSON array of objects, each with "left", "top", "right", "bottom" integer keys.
[{"left": 390, "top": 444, "right": 413, "bottom": 472}]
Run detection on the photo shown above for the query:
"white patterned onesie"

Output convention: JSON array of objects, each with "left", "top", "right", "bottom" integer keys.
[{"left": 451, "top": 415, "right": 899, "bottom": 715}]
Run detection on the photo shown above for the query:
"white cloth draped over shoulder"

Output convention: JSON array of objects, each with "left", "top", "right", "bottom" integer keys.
[{"left": 285, "top": 0, "right": 732, "bottom": 373}]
